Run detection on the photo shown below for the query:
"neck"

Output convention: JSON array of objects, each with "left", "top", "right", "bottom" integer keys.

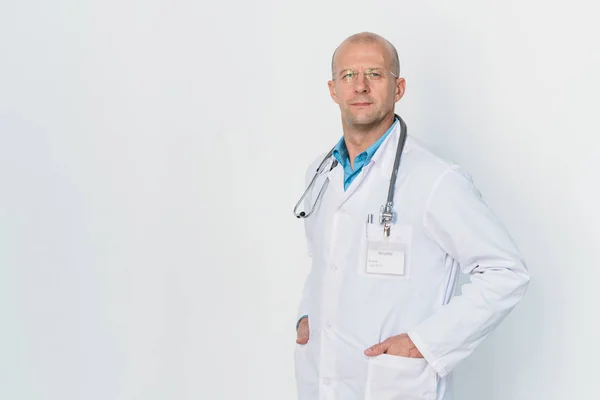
[{"left": 342, "top": 113, "right": 395, "bottom": 168}]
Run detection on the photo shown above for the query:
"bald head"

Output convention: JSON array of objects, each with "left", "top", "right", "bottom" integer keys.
[{"left": 331, "top": 32, "right": 400, "bottom": 78}]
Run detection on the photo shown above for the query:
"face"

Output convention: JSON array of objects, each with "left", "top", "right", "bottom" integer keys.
[{"left": 328, "top": 41, "right": 405, "bottom": 128}]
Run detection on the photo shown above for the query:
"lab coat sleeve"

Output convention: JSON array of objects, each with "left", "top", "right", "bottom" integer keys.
[
  {"left": 295, "top": 214, "right": 313, "bottom": 328},
  {"left": 295, "top": 159, "right": 319, "bottom": 329},
  {"left": 407, "top": 166, "right": 530, "bottom": 378}
]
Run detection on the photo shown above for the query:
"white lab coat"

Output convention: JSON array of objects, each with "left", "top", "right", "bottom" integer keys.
[{"left": 294, "top": 122, "right": 530, "bottom": 400}]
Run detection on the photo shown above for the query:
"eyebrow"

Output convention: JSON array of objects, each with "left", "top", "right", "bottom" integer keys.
[{"left": 338, "top": 67, "right": 385, "bottom": 74}]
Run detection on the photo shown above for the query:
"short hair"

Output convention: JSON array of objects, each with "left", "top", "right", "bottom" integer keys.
[{"left": 331, "top": 32, "right": 400, "bottom": 79}]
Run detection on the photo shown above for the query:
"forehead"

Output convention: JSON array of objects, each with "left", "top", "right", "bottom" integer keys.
[{"left": 334, "top": 41, "right": 390, "bottom": 71}]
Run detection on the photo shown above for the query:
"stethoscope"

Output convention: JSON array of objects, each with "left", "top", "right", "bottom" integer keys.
[{"left": 293, "top": 114, "right": 408, "bottom": 238}]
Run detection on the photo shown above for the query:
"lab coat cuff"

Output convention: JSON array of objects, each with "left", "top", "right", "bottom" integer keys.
[
  {"left": 296, "top": 315, "right": 308, "bottom": 331},
  {"left": 407, "top": 330, "right": 450, "bottom": 378}
]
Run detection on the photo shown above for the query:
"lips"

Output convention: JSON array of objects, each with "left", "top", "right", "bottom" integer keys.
[{"left": 350, "top": 102, "right": 372, "bottom": 107}]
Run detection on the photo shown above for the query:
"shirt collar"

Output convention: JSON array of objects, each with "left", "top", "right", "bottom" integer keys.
[{"left": 332, "top": 118, "right": 399, "bottom": 167}]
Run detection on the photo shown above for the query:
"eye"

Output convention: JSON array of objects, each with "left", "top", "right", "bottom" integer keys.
[
  {"left": 342, "top": 72, "right": 355, "bottom": 80},
  {"left": 367, "top": 72, "right": 382, "bottom": 79}
]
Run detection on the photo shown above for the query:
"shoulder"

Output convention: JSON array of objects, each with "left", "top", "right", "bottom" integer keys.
[
  {"left": 404, "top": 136, "right": 454, "bottom": 170},
  {"left": 306, "top": 151, "right": 328, "bottom": 172},
  {"left": 403, "top": 136, "right": 466, "bottom": 177},
  {"left": 304, "top": 151, "right": 329, "bottom": 182},
  {"left": 403, "top": 135, "right": 478, "bottom": 196}
]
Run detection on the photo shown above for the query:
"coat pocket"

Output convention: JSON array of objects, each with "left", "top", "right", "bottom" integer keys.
[{"left": 365, "top": 354, "right": 437, "bottom": 400}]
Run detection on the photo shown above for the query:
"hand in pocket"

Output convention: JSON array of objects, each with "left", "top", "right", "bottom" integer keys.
[{"left": 364, "top": 333, "right": 423, "bottom": 358}]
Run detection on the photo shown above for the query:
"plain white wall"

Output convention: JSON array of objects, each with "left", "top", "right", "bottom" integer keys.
[{"left": 1, "top": 0, "right": 598, "bottom": 399}]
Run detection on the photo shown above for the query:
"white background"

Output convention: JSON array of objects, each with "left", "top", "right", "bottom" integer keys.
[{"left": 1, "top": 1, "right": 599, "bottom": 399}]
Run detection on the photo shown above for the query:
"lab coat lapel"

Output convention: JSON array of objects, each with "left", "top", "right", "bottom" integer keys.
[
  {"left": 326, "top": 156, "right": 382, "bottom": 212},
  {"left": 373, "top": 119, "right": 402, "bottom": 181},
  {"left": 326, "top": 163, "right": 346, "bottom": 210},
  {"left": 336, "top": 122, "right": 402, "bottom": 216}
]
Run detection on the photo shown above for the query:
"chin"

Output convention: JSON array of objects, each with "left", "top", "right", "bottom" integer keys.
[{"left": 345, "top": 112, "right": 379, "bottom": 127}]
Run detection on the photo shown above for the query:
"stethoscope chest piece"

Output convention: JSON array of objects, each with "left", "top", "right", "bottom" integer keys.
[{"left": 379, "top": 203, "right": 394, "bottom": 237}]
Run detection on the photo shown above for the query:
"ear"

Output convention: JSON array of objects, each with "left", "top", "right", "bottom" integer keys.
[
  {"left": 328, "top": 80, "right": 340, "bottom": 104},
  {"left": 394, "top": 77, "right": 406, "bottom": 102}
]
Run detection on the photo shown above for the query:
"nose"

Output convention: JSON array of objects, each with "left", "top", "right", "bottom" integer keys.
[{"left": 353, "top": 73, "right": 370, "bottom": 94}]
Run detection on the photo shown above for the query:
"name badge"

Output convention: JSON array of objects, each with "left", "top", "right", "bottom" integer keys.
[{"left": 366, "top": 239, "right": 406, "bottom": 275}]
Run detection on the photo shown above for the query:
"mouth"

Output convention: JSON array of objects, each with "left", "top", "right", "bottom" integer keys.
[{"left": 350, "top": 102, "right": 372, "bottom": 108}]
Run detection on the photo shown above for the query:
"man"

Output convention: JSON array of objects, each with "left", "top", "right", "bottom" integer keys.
[{"left": 293, "top": 32, "right": 530, "bottom": 400}]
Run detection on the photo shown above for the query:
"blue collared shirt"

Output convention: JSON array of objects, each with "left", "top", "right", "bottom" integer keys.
[{"left": 332, "top": 118, "right": 398, "bottom": 191}]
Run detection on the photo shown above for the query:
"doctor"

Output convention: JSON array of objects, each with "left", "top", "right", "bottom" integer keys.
[{"left": 293, "top": 32, "right": 530, "bottom": 400}]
